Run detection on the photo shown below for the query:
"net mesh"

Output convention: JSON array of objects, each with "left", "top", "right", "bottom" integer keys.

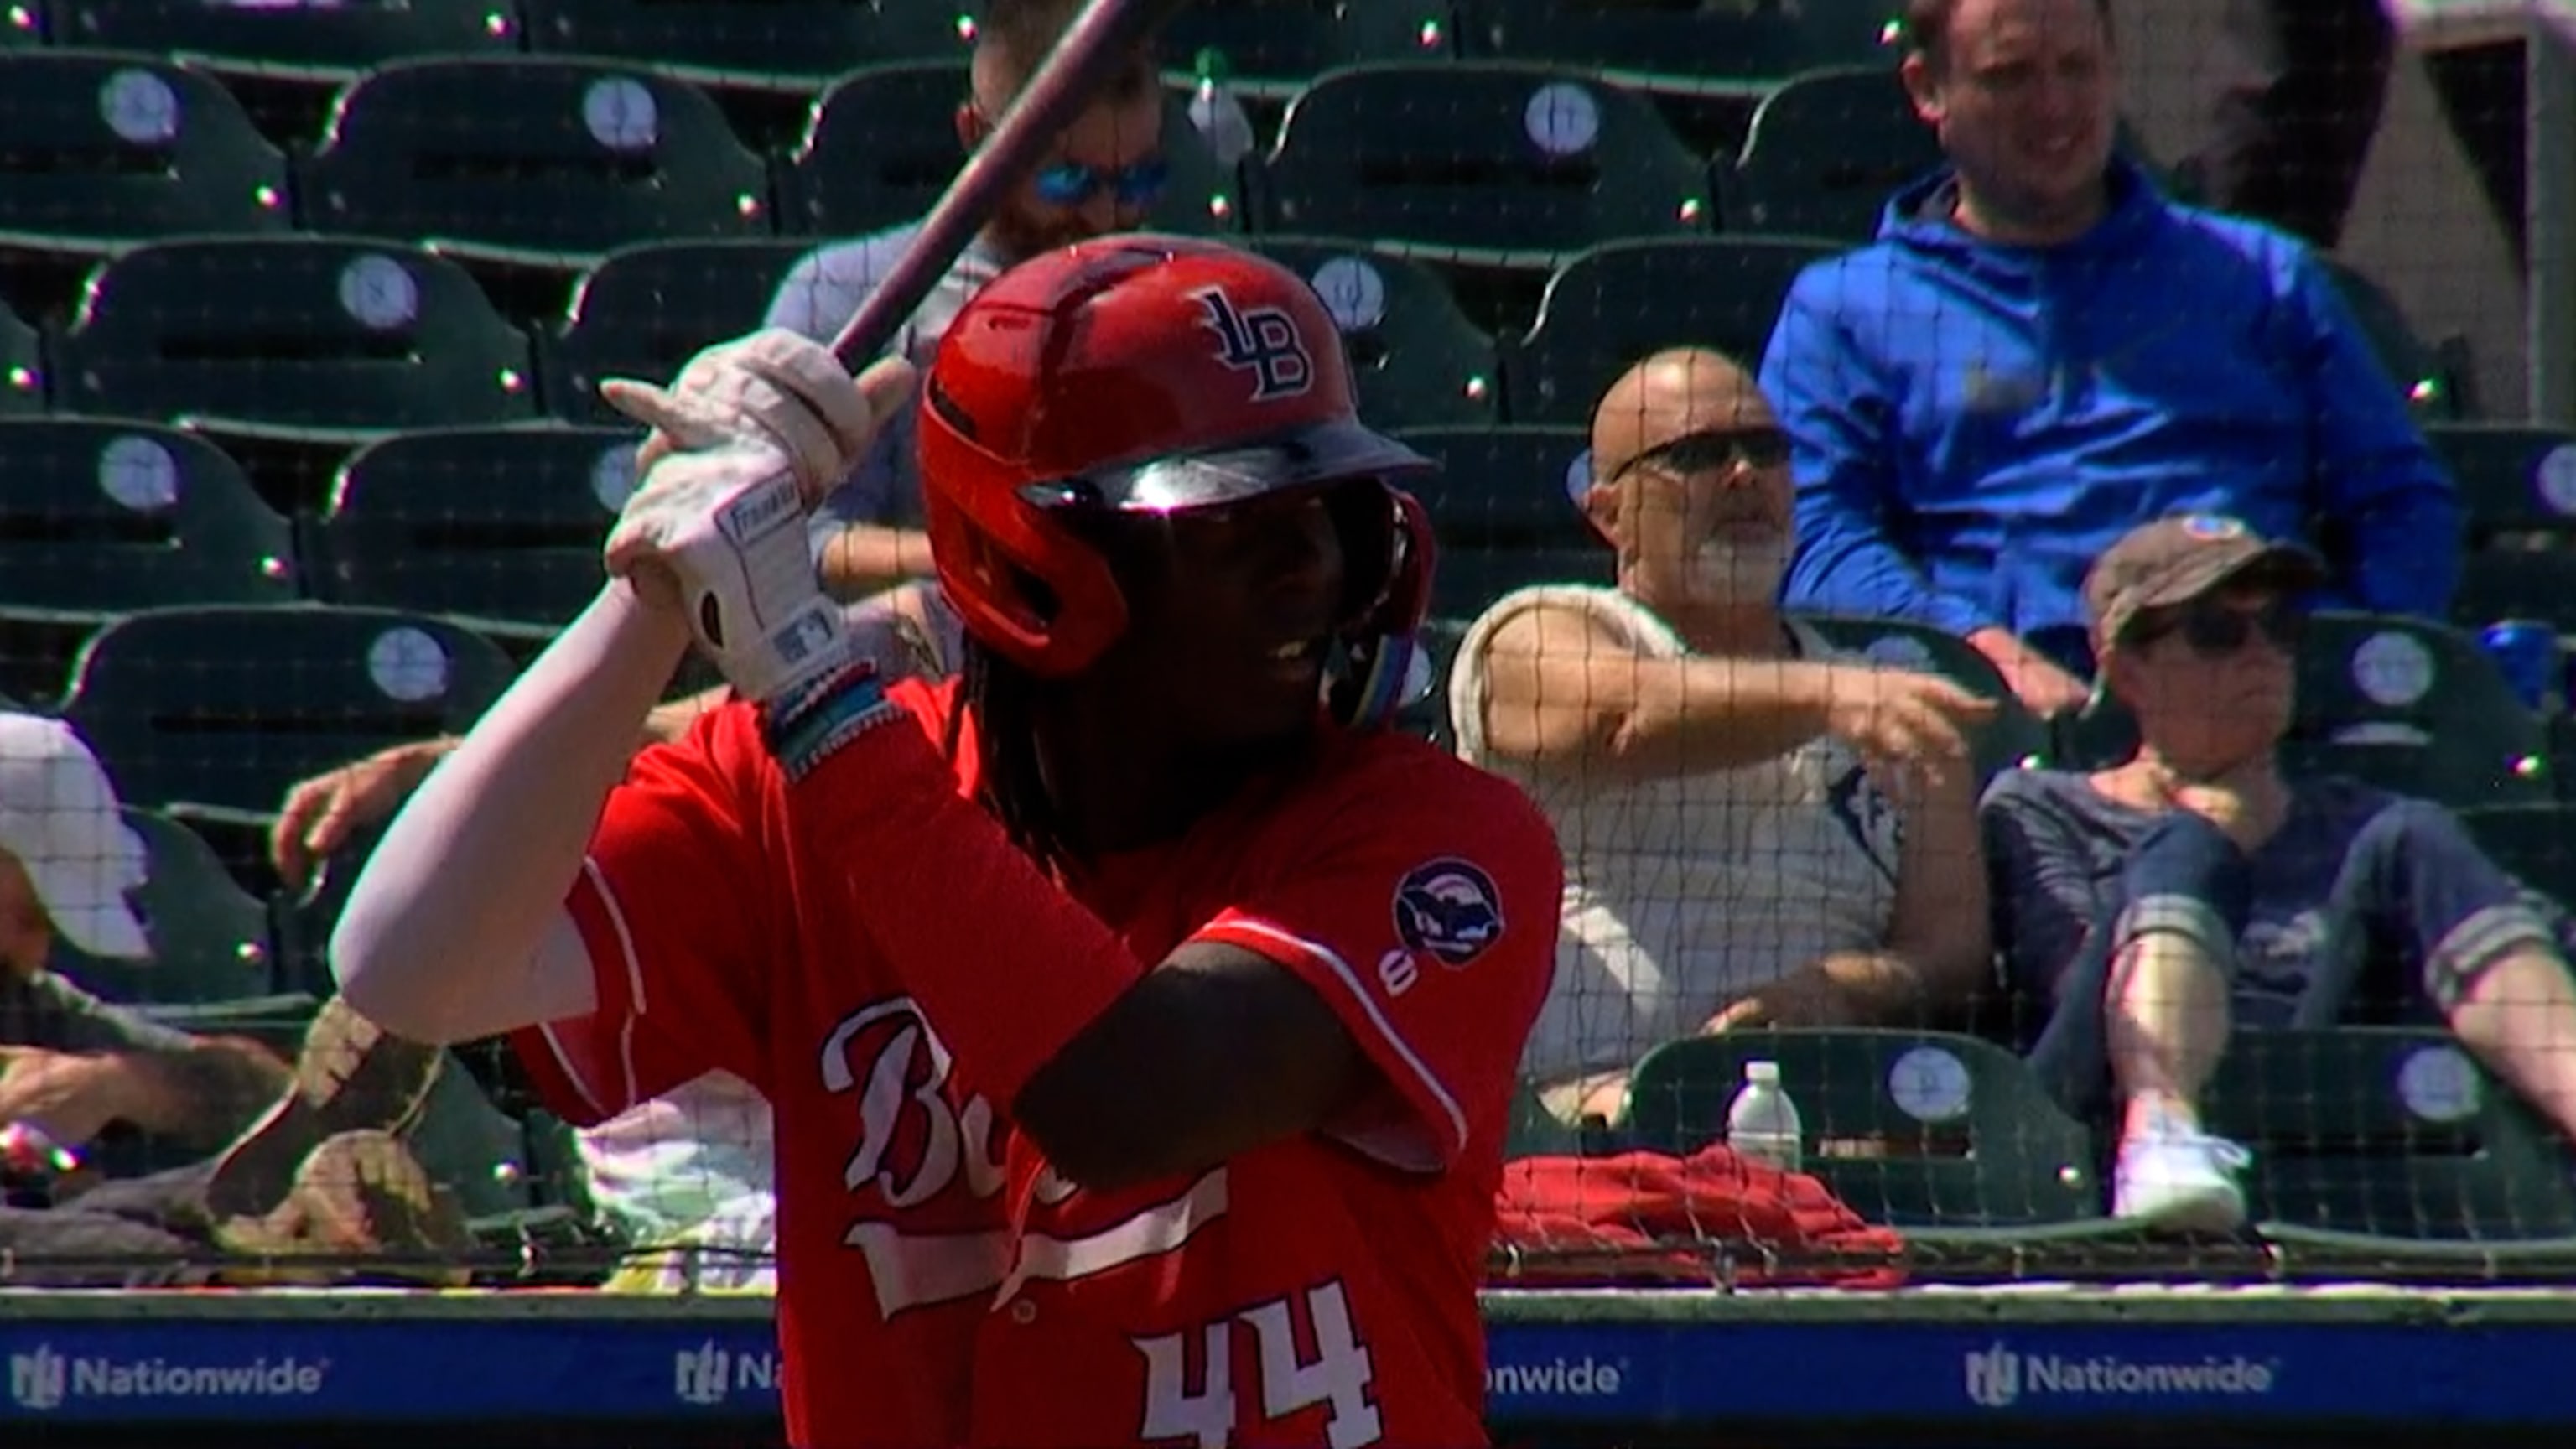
[{"left": 0, "top": 0, "right": 2569, "bottom": 1306}]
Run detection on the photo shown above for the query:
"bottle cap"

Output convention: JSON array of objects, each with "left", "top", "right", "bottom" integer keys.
[{"left": 1744, "top": 1060, "right": 1780, "bottom": 1084}]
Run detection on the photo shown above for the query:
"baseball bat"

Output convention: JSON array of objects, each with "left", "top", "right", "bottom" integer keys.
[{"left": 827, "top": 0, "right": 1197, "bottom": 371}]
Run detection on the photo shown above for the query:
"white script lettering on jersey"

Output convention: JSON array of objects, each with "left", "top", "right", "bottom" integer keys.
[{"left": 818, "top": 996, "right": 1011, "bottom": 1316}]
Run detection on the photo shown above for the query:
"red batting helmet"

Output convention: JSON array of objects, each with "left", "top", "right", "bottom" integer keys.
[{"left": 916, "top": 234, "right": 1437, "bottom": 728}]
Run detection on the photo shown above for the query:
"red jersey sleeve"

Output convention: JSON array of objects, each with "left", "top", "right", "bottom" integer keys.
[
  {"left": 1194, "top": 743, "right": 1563, "bottom": 1174},
  {"left": 509, "top": 704, "right": 784, "bottom": 1129}
]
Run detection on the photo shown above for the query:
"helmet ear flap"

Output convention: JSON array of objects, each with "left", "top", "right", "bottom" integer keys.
[{"left": 1327, "top": 488, "right": 1437, "bottom": 730}]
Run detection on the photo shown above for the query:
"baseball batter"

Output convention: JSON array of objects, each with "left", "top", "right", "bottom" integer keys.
[{"left": 332, "top": 236, "right": 1561, "bottom": 1448}]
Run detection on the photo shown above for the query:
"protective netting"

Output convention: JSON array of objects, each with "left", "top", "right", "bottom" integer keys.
[{"left": 0, "top": 0, "right": 2571, "bottom": 1309}]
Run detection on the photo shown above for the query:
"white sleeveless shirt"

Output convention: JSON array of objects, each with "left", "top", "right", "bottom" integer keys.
[{"left": 1449, "top": 585, "right": 1903, "bottom": 1104}]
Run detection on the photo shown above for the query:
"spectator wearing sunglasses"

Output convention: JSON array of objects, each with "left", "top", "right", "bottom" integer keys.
[
  {"left": 763, "top": 0, "right": 1170, "bottom": 609},
  {"left": 1757, "top": 0, "right": 2459, "bottom": 722},
  {"left": 1981, "top": 514, "right": 2576, "bottom": 1231},
  {"left": 1451, "top": 349, "right": 1999, "bottom": 1129}
]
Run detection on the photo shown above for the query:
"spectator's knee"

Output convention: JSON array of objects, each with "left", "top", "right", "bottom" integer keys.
[{"left": 2111, "top": 812, "right": 2254, "bottom": 979}]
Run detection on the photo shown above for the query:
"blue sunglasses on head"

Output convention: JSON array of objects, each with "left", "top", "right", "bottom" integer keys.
[{"left": 1033, "top": 155, "right": 1171, "bottom": 209}]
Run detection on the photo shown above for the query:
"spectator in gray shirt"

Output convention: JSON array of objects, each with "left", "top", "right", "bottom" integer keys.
[{"left": 1982, "top": 516, "right": 2576, "bottom": 1233}]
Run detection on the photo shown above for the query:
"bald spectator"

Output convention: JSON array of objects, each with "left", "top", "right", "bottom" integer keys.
[
  {"left": 766, "top": 0, "right": 1174, "bottom": 606},
  {"left": 1450, "top": 349, "right": 1997, "bottom": 1128},
  {"left": 1760, "top": 0, "right": 2459, "bottom": 717}
]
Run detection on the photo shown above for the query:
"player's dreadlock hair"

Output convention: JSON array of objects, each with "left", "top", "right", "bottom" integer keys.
[{"left": 943, "top": 631, "right": 1076, "bottom": 876}]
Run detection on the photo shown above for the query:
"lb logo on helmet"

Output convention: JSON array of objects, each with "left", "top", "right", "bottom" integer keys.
[
  {"left": 1192, "top": 285, "right": 1314, "bottom": 402},
  {"left": 1393, "top": 857, "right": 1505, "bottom": 969}
]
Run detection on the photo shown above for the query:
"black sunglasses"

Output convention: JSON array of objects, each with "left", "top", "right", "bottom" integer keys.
[
  {"left": 1613, "top": 426, "right": 1791, "bottom": 480},
  {"left": 2127, "top": 595, "right": 2308, "bottom": 657}
]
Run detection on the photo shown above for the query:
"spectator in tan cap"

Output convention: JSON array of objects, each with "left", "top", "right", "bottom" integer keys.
[
  {"left": 1983, "top": 514, "right": 2576, "bottom": 1232},
  {"left": 1450, "top": 346, "right": 1997, "bottom": 1127}
]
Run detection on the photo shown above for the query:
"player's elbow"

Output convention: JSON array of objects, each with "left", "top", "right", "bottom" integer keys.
[{"left": 1012, "top": 1092, "right": 1206, "bottom": 1195}]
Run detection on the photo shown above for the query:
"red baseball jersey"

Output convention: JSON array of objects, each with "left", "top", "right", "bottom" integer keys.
[
  {"left": 897, "top": 684, "right": 1564, "bottom": 1449},
  {"left": 510, "top": 679, "right": 1013, "bottom": 1449}
]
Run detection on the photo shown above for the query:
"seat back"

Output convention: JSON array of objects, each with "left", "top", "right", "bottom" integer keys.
[
  {"left": 1458, "top": 0, "right": 1901, "bottom": 83},
  {"left": 1625, "top": 1030, "right": 2103, "bottom": 1228},
  {"left": 313, "top": 425, "right": 641, "bottom": 628},
  {"left": 2288, "top": 610, "right": 2550, "bottom": 807},
  {"left": 1164, "top": 1, "right": 1455, "bottom": 95},
  {"left": 1727, "top": 64, "right": 1935, "bottom": 241},
  {"left": 543, "top": 237, "right": 818, "bottom": 425},
  {"left": 2201, "top": 1028, "right": 2576, "bottom": 1240},
  {"left": 52, "top": 236, "right": 539, "bottom": 431},
  {"left": 0, "top": 418, "right": 298, "bottom": 616},
  {"left": 2, "top": 300, "right": 47, "bottom": 413},
  {"left": 0, "top": 51, "right": 290, "bottom": 248},
  {"left": 54, "top": 807, "right": 278, "bottom": 1006},
  {"left": 53, "top": 0, "right": 521, "bottom": 75},
  {"left": 1504, "top": 236, "right": 1836, "bottom": 424},
  {"left": 58, "top": 605, "right": 521, "bottom": 815},
  {"left": 1257, "top": 61, "right": 1711, "bottom": 264},
  {"left": 1389, "top": 423, "right": 1609, "bottom": 617},
  {"left": 520, "top": 0, "right": 964, "bottom": 77},
  {"left": 2432, "top": 423, "right": 2576, "bottom": 541},
  {"left": 1251, "top": 238, "right": 1498, "bottom": 428},
  {"left": 298, "top": 58, "right": 772, "bottom": 263}
]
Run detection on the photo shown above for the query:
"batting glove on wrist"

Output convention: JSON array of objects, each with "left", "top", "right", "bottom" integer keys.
[{"left": 598, "top": 330, "right": 912, "bottom": 705}]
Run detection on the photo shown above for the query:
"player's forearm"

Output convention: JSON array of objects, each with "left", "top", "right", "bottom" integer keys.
[{"left": 334, "top": 584, "right": 690, "bottom": 1044}]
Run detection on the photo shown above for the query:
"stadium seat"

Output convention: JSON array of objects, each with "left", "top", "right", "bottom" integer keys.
[
  {"left": 1724, "top": 65, "right": 1936, "bottom": 242},
  {"left": 1254, "top": 62, "right": 1712, "bottom": 270},
  {"left": 49, "top": 236, "right": 541, "bottom": 444},
  {"left": 49, "top": 1, "right": 520, "bottom": 81},
  {"left": 1389, "top": 423, "right": 1607, "bottom": 617},
  {"left": 1623, "top": 1030, "right": 2112, "bottom": 1234},
  {"left": 2458, "top": 803, "right": 2576, "bottom": 916},
  {"left": 521, "top": 0, "right": 965, "bottom": 86},
  {"left": 2285, "top": 611, "right": 2552, "bottom": 808},
  {"left": 1502, "top": 236, "right": 1837, "bottom": 425},
  {"left": 1457, "top": 0, "right": 1902, "bottom": 92},
  {"left": 2435, "top": 423, "right": 2576, "bottom": 539},
  {"left": 308, "top": 425, "right": 641, "bottom": 635},
  {"left": 777, "top": 60, "right": 1236, "bottom": 240},
  {"left": 53, "top": 807, "right": 278, "bottom": 1008},
  {"left": 0, "top": 52, "right": 290, "bottom": 261},
  {"left": 296, "top": 59, "right": 773, "bottom": 276},
  {"left": 0, "top": 418, "right": 298, "bottom": 620},
  {"left": 1251, "top": 238, "right": 1498, "bottom": 428},
  {"left": 1160, "top": 1, "right": 1456, "bottom": 98},
  {"left": 2322, "top": 257, "right": 2465, "bottom": 423},
  {"left": 406, "top": 1058, "right": 542, "bottom": 1226},
  {"left": 2199, "top": 1029, "right": 2576, "bottom": 1248},
  {"left": 1792, "top": 615, "right": 2054, "bottom": 782},
  {"left": 55, "top": 605, "right": 520, "bottom": 819},
  {"left": 3, "top": 5, "right": 37, "bottom": 44},
  {"left": 541, "top": 238, "right": 818, "bottom": 426},
  {"left": 1, "top": 299, "right": 43, "bottom": 413}
]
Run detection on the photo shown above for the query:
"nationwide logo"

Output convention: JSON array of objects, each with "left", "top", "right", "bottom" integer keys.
[
  {"left": 1964, "top": 1342, "right": 2280, "bottom": 1408},
  {"left": 673, "top": 1339, "right": 782, "bottom": 1407},
  {"left": 7, "top": 1345, "right": 328, "bottom": 1412},
  {"left": 1486, "top": 1355, "right": 1628, "bottom": 1400}
]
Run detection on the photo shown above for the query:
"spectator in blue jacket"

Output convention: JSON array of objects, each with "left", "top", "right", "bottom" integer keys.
[{"left": 1758, "top": 0, "right": 2459, "bottom": 718}]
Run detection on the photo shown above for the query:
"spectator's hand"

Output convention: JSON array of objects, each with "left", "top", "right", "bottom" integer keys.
[
  {"left": 1966, "top": 628, "right": 2091, "bottom": 718},
  {"left": 1819, "top": 665, "right": 1997, "bottom": 766},
  {"left": 0, "top": 1048, "right": 142, "bottom": 1149},
  {"left": 271, "top": 740, "right": 457, "bottom": 891},
  {"left": 2165, "top": 766, "right": 2292, "bottom": 855}
]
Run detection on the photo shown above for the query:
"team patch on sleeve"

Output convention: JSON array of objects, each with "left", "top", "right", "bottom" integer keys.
[{"left": 1392, "top": 857, "right": 1505, "bottom": 968}]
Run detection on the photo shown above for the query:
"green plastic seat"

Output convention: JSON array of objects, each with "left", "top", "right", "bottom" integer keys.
[
  {"left": 521, "top": 0, "right": 966, "bottom": 86},
  {"left": 0, "top": 299, "right": 39, "bottom": 413},
  {"left": 2201, "top": 1028, "right": 2576, "bottom": 1250},
  {"left": 542, "top": 237, "right": 818, "bottom": 427},
  {"left": 2321, "top": 257, "right": 2465, "bottom": 423},
  {"left": 778, "top": 61, "right": 1236, "bottom": 241},
  {"left": 310, "top": 424, "right": 641, "bottom": 635},
  {"left": 51, "top": 0, "right": 520, "bottom": 82},
  {"left": 2457, "top": 803, "right": 2576, "bottom": 914},
  {"left": 56, "top": 605, "right": 520, "bottom": 818},
  {"left": 1390, "top": 424, "right": 1609, "bottom": 618},
  {"left": 1624, "top": 1030, "right": 2110, "bottom": 1233},
  {"left": 1503, "top": 236, "right": 1837, "bottom": 425},
  {"left": 1250, "top": 238, "right": 1498, "bottom": 428},
  {"left": 49, "top": 807, "right": 278, "bottom": 1007},
  {"left": 50, "top": 236, "right": 541, "bottom": 446},
  {"left": 1457, "top": 0, "right": 1903, "bottom": 95},
  {"left": 0, "top": 51, "right": 290, "bottom": 258},
  {"left": 296, "top": 58, "right": 774, "bottom": 275},
  {"left": 1161, "top": 2, "right": 1455, "bottom": 99},
  {"left": 1255, "top": 61, "right": 1713, "bottom": 271},
  {"left": 2433, "top": 423, "right": 2576, "bottom": 538},
  {"left": 0, "top": 418, "right": 298, "bottom": 621},
  {"left": 1791, "top": 614, "right": 2054, "bottom": 781},
  {"left": 1726, "top": 64, "right": 1936, "bottom": 242},
  {"left": 2285, "top": 610, "right": 2552, "bottom": 808}
]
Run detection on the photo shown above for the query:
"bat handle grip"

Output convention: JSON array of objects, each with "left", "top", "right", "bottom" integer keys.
[{"left": 826, "top": 0, "right": 1171, "bottom": 372}]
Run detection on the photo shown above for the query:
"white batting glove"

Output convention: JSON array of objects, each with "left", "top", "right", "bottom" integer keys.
[{"left": 598, "top": 330, "right": 891, "bottom": 705}]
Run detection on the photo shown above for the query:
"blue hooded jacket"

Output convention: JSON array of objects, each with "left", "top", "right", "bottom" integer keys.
[{"left": 1758, "top": 158, "right": 2461, "bottom": 673}]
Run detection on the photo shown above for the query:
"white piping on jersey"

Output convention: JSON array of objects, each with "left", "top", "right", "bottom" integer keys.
[
  {"left": 582, "top": 854, "right": 651, "bottom": 1114},
  {"left": 992, "top": 1166, "right": 1230, "bottom": 1306},
  {"left": 844, "top": 1221, "right": 1015, "bottom": 1317},
  {"left": 1216, "top": 918, "right": 1467, "bottom": 1162}
]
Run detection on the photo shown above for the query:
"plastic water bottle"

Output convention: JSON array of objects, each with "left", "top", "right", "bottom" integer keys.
[
  {"left": 1726, "top": 1061, "right": 1805, "bottom": 1173},
  {"left": 1187, "top": 48, "right": 1256, "bottom": 169}
]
